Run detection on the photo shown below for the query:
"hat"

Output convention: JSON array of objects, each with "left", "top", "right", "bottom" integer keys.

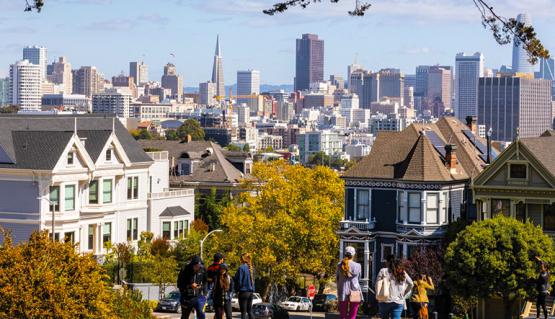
[
  {"left": 214, "top": 252, "right": 225, "bottom": 262},
  {"left": 190, "top": 256, "right": 202, "bottom": 265},
  {"left": 345, "top": 246, "right": 356, "bottom": 257}
]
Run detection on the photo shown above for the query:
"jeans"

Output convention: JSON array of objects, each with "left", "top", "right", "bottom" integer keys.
[
  {"left": 181, "top": 296, "right": 206, "bottom": 319},
  {"left": 537, "top": 292, "right": 548, "bottom": 319},
  {"left": 339, "top": 300, "right": 361, "bottom": 319},
  {"left": 378, "top": 302, "right": 404, "bottom": 319},
  {"left": 215, "top": 302, "right": 233, "bottom": 319},
  {"left": 238, "top": 291, "right": 254, "bottom": 319}
]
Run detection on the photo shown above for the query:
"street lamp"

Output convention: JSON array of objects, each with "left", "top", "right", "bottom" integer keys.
[
  {"left": 37, "top": 196, "right": 58, "bottom": 242},
  {"left": 486, "top": 128, "right": 493, "bottom": 164},
  {"left": 200, "top": 229, "right": 223, "bottom": 261}
]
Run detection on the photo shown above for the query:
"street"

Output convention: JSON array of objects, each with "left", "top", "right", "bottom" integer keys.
[{"left": 153, "top": 310, "right": 327, "bottom": 319}]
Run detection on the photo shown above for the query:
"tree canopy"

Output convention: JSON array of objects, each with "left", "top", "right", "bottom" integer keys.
[
  {"left": 177, "top": 119, "right": 205, "bottom": 141},
  {"left": 444, "top": 216, "right": 555, "bottom": 319},
  {"left": 218, "top": 160, "right": 344, "bottom": 300}
]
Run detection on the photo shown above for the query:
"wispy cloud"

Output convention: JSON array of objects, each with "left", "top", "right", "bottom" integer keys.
[{"left": 82, "top": 14, "right": 169, "bottom": 31}]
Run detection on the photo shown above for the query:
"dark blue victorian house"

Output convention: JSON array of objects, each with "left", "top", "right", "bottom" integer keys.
[{"left": 339, "top": 117, "right": 491, "bottom": 293}]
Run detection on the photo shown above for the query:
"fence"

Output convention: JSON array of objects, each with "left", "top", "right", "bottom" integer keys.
[{"left": 127, "top": 283, "right": 178, "bottom": 301}]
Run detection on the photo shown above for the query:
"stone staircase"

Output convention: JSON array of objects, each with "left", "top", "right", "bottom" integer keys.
[{"left": 521, "top": 296, "right": 555, "bottom": 318}]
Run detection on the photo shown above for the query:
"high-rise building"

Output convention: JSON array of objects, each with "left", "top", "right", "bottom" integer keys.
[
  {"left": 92, "top": 88, "right": 134, "bottom": 118},
  {"left": 212, "top": 35, "right": 225, "bottom": 98},
  {"left": 236, "top": 105, "right": 250, "bottom": 127},
  {"left": 295, "top": 34, "right": 324, "bottom": 91},
  {"left": 362, "top": 72, "right": 379, "bottom": 109},
  {"left": 478, "top": 75, "right": 552, "bottom": 142},
  {"left": 512, "top": 14, "right": 535, "bottom": 75},
  {"left": 537, "top": 57, "right": 555, "bottom": 100},
  {"left": 330, "top": 75, "right": 345, "bottom": 91},
  {"left": 379, "top": 69, "right": 404, "bottom": 105},
  {"left": 237, "top": 70, "right": 260, "bottom": 105},
  {"left": 9, "top": 60, "right": 41, "bottom": 110},
  {"left": 349, "top": 70, "right": 365, "bottom": 98},
  {"left": 427, "top": 66, "right": 452, "bottom": 116},
  {"left": 112, "top": 74, "right": 138, "bottom": 98},
  {"left": 0, "top": 78, "right": 9, "bottom": 106},
  {"left": 130, "top": 61, "right": 148, "bottom": 86},
  {"left": 404, "top": 74, "right": 416, "bottom": 108},
  {"left": 72, "top": 66, "right": 100, "bottom": 97},
  {"left": 415, "top": 65, "right": 431, "bottom": 98},
  {"left": 199, "top": 81, "right": 216, "bottom": 106},
  {"left": 455, "top": 52, "right": 484, "bottom": 121},
  {"left": 347, "top": 62, "right": 363, "bottom": 89},
  {"left": 161, "top": 63, "right": 183, "bottom": 102},
  {"left": 23, "top": 46, "right": 47, "bottom": 82},
  {"left": 48, "top": 57, "right": 72, "bottom": 94}
]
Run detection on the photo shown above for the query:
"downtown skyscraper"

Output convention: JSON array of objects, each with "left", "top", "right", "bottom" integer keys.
[
  {"left": 455, "top": 52, "right": 484, "bottom": 121},
  {"left": 295, "top": 34, "right": 324, "bottom": 92},
  {"left": 212, "top": 35, "right": 225, "bottom": 98},
  {"left": 129, "top": 61, "right": 148, "bottom": 86},
  {"left": 512, "top": 13, "right": 535, "bottom": 75},
  {"left": 9, "top": 59, "right": 41, "bottom": 110},
  {"left": 237, "top": 70, "right": 260, "bottom": 106},
  {"left": 161, "top": 63, "right": 183, "bottom": 102},
  {"left": 23, "top": 46, "right": 47, "bottom": 82}
]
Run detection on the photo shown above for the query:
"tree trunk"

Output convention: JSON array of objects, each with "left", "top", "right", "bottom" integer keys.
[
  {"left": 502, "top": 294, "right": 515, "bottom": 319},
  {"left": 263, "top": 281, "right": 272, "bottom": 302}
]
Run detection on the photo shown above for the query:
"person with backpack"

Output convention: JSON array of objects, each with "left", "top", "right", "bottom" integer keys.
[
  {"left": 235, "top": 253, "right": 255, "bottom": 319},
  {"left": 213, "top": 263, "right": 234, "bottom": 319},
  {"left": 375, "top": 255, "right": 414, "bottom": 319},
  {"left": 410, "top": 274, "right": 434, "bottom": 319},
  {"left": 535, "top": 256, "right": 550, "bottom": 319},
  {"left": 206, "top": 253, "right": 225, "bottom": 299},
  {"left": 336, "top": 246, "right": 363, "bottom": 319},
  {"left": 177, "top": 256, "right": 208, "bottom": 319}
]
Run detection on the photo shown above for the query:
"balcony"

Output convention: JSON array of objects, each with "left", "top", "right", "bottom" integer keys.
[
  {"left": 148, "top": 188, "right": 194, "bottom": 200},
  {"left": 396, "top": 223, "right": 447, "bottom": 236},
  {"left": 340, "top": 219, "right": 375, "bottom": 232}
]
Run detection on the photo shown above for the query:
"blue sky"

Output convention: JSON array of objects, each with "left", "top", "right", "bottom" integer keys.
[{"left": 0, "top": 0, "right": 554, "bottom": 85}]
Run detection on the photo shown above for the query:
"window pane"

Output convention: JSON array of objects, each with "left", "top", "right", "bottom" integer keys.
[
  {"left": 49, "top": 186, "right": 60, "bottom": 211},
  {"left": 174, "top": 221, "right": 178, "bottom": 239},
  {"left": 133, "top": 218, "right": 138, "bottom": 240},
  {"left": 409, "top": 193, "right": 421, "bottom": 207},
  {"left": 103, "top": 180, "right": 112, "bottom": 203},
  {"left": 67, "top": 152, "right": 74, "bottom": 165},
  {"left": 127, "top": 219, "right": 132, "bottom": 241},
  {"left": 510, "top": 164, "right": 527, "bottom": 179},
  {"left": 88, "top": 225, "right": 95, "bottom": 250},
  {"left": 106, "top": 149, "right": 112, "bottom": 161},
  {"left": 516, "top": 203, "right": 526, "bottom": 222},
  {"left": 544, "top": 204, "right": 555, "bottom": 231},
  {"left": 184, "top": 221, "right": 189, "bottom": 236},
  {"left": 427, "top": 193, "right": 438, "bottom": 224},
  {"left": 89, "top": 181, "right": 98, "bottom": 204},
  {"left": 65, "top": 185, "right": 75, "bottom": 211},
  {"left": 356, "top": 189, "right": 369, "bottom": 220},
  {"left": 64, "top": 232, "right": 75, "bottom": 244},
  {"left": 133, "top": 176, "right": 139, "bottom": 199},
  {"left": 163, "top": 222, "right": 171, "bottom": 240},
  {"left": 127, "top": 177, "right": 132, "bottom": 200},
  {"left": 408, "top": 193, "right": 421, "bottom": 223},
  {"left": 491, "top": 199, "right": 510, "bottom": 217},
  {"left": 103, "top": 223, "right": 111, "bottom": 245}
]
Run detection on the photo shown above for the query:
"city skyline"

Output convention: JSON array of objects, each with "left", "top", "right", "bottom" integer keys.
[{"left": 0, "top": 0, "right": 554, "bottom": 85}]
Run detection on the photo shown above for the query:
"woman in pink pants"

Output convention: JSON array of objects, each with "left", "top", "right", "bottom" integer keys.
[{"left": 336, "top": 246, "right": 363, "bottom": 319}]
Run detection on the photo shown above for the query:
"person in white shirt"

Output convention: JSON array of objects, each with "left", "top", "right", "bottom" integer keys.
[{"left": 375, "top": 255, "right": 414, "bottom": 319}]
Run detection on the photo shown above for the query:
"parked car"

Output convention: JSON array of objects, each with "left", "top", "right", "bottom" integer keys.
[
  {"left": 280, "top": 296, "right": 312, "bottom": 311},
  {"left": 231, "top": 293, "right": 263, "bottom": 310},
  {"left": 155, "top": 291, "right": 181, "bottom": 313},
  {"left": 312, "top": 294, "right": 337, "bottom": 312},
  {"left": 253, "top": 303, "right": 290, "bottom": 319}
]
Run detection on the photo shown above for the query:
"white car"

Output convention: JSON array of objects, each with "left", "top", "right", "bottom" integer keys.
[
  {"left": 231, "top": 293, "right": 263, "bottom": 310},
  {"left": 280, "top": 296, "right": 312, "bottom": 312}
]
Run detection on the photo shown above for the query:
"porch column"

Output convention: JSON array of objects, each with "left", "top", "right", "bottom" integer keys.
[
  {"left": 364, "top": 241, "right": 370, "bottom": 291},
  {"left": 97, "top": 223, "right": 102, "bottom": 255}
]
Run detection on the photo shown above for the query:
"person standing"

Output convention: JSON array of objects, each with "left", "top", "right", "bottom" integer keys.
[
  {"left": 410, "top": 274, "right": 434, "bottom": 319},
  {"left": 535, "top": 256, "right": 550, "bottom": 319},
  {"left": 213, "top": 263, "right": 234, "bottom": 319},
  {"left": 177, "top": 256, "right": 208, "bottom": 319},
  {"left": 207, "top": 253, "right": 225, "bottom": 297},
  {"left": 336, "top": 246, "right": 363, "bottom": 319},
  {"left": 375, "top": 255, "right": 414, "bottom": 319},
  {"left": 234, "top": 253, "right": 255, "bottom": 319}
]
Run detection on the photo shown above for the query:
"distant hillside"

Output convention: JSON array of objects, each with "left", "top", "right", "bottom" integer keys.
[{"left": 184, "top": 84, "right": 294, "bottom": 94}]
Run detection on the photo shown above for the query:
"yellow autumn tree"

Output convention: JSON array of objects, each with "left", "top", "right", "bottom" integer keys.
[
  {"left": 0, "top": 230, "right": 113, "bottom": 318},
  {"left": 219, "top": 160, "right": 344, "bottom": 298}
]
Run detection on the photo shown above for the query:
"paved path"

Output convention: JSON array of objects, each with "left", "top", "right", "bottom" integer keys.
[{"left": 153, "top": 310, "right": 327, "bottom": 319}]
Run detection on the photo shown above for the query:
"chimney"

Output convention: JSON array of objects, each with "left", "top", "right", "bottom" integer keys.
[
  {"left": 445, "top": 144, "right": 458, "bottom": 174},
  {"left": 465, "top": 116, "right": 477, "bottom": 134}
]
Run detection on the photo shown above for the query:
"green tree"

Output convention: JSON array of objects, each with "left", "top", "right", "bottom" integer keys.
[
  {"left": 196, "top": 188, "right": 230, "bottom": 230},
  {"left": 177, "top": 119, "right": 205, "bottom": 141},
  {"left": 444, "top": 216, "right": 555, "bottom": 319},
  {"left": 307, "top": 151, "right": 347, "bottom": 170},
  {"left": 0, "top": 105, "right": 20, "bottom": 113},
  {"left": 218, "top": 160, "right": 344, "bottom": 300},
  {"left": 226, "top": 144, "right": 241, "bottom": 151},
  {"left": 0, "top": 230, "right": 113, "bottom": 318},
  {"left": 110, "top": 288, "right": 154, "bottom": 319},
  {"left": 165, "top": 129, "right": 179, "bottom": 141},
  {"left": 243, "top": 144, "right": 251, "bottom": 152}
]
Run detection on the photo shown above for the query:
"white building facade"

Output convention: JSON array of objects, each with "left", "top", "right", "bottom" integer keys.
[{"left": 9, "top": 59, "right": 42, "bottom": 110}]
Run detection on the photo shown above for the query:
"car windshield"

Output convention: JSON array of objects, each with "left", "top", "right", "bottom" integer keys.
[
  {"left": 287, "top": 297, "right": 302, "bottom": 302},
  {"left": 314, "top": 295, "right": 326, "bottom": 302},
  {"left": 166, "top": 291, "right": 180, "bottom": 300}
]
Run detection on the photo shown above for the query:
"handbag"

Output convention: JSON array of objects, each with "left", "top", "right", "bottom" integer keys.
[
  {"left": 376, "top": 276, "right": 390, "bottom": 302},
  {"left": 349, "top": 290, "right": 362, "bottom": 303}
]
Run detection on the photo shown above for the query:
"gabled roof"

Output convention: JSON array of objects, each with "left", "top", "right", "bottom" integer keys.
[
  {"left": 520, "top": 135, "right": 555, "bottom": 178},
  {"left": 159, "top": 206, "right": 192, "bottom": 217},
  {"left": 0, "top": 115, "right": 152, "bottom": 170},
  {"left": 138, "top": 140, "right": 250, "bottom": 184},
  {"left": 344, "top": 117, "right": 488, "bottom": 182}
]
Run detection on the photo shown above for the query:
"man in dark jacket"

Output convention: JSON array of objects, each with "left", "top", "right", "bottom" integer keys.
[
  {"left": 177, "top": 256, "right": 207, "bottom": 319},
  {"left": 206, "top": 253, "right": 225, "bottom": 292}
]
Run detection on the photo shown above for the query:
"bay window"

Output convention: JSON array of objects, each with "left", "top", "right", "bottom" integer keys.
[
  {"left": 103, "top": 179, "right": 113, "bottom": 204},
  {"left": 162, "top": 222, "right": 171, "bottom": 240},
  {"left": 49, "top": 186, "right": 60, "bottom": 212},
  {"left": 408, "top": 192, "right": 421, "bottom": 223},
  {"left": 103, "top": 223, "right": 112, "bottom": 246},
  {"left": 356, "top": 189, "right": 370, "bottom": 221},
  {"left": 65, "top": 185, "right": 75, "bottom": 211},
  {"left": 89, "top": 180, "right": 98, "bottom": 204},
  {"left": 426, "top": 193, "right": 439, "bottom": 224}
]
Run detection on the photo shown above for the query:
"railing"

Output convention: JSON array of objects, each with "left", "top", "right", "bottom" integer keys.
[
  {"left": 396, "top": 223, "right": 447, "bottom": 235},
  {"left": 146, "top": 151, "right": 168, "bottom": 161},
  {"left": 148, "top": 188, "right": 194, "bottom": 200},
  {"left": 340, "top": 220, "right": 375, "bottom": 231}
]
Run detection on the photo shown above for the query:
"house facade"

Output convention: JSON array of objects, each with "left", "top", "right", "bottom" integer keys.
[
  {"left": 0, "top": 115, "right": 194, "bottom": 255},
  {"left": 339, "top": 117, "right": 491, "bottom": 293}
]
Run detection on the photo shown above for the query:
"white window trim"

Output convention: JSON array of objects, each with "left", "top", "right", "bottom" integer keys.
[
  {"left": 507, "top": 162, "right": 529, "bottom": 182},
  {"left": 102, "top": 178, "right": 114, "bottom": 204},
  {"left": 381, "top": 244, "right": 395, "bottom": 262},
  {"left": 67, "top": 151, "right": 76, "bottom": 166},
  {"left": 407, "top": 192, "right": 422, "bottom": 224},
  {"left": 426, "top": 192, "right": 440, "bottom": 225},
  {"left": 355, "top": 188, "right": 371, "bottom": 221},
  {"left": 126, "top": 176, "right": 140, "bottom": 200},
  {"left": 63, "top": 183, "right": 77, "bottom": 212},
  {"left": 126, "top": 217, "right": 139, "bottom": 241}
]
